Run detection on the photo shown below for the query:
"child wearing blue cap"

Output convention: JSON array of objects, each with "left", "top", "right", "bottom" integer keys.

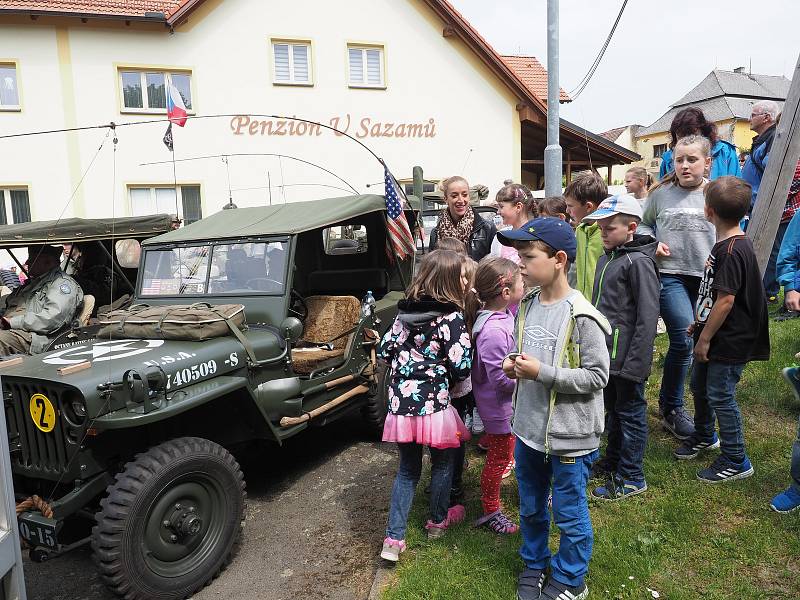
[{"left": 499, "top": 217, "right": 610, "bottom": 600}]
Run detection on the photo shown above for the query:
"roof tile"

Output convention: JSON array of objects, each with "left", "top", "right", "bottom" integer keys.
[
  {"left": 0, "top": 0, "right": 188, "bottom": 18},
  {"left": 501, "top": 55, "right": 571, "bottom": 103}
]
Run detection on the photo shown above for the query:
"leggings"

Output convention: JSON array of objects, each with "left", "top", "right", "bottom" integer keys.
[{"left": 480, "top": 432, "right": 515, "bottom": 514}]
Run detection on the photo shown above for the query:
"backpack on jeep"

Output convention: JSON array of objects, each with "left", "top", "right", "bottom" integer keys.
[{"left": 97, "top": 303, "right": 247, "bottom": 341}]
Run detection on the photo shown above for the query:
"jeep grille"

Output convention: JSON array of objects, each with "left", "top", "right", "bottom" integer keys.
[{"left": 4, "top": 381, "right": 77, "bottom": 476}]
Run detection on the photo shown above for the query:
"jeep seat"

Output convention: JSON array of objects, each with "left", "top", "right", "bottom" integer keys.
[{"left": 292, "top": 295, "right": 361, "bottom": 375}]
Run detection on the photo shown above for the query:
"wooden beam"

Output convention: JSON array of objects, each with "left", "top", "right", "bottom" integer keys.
[
  {"left": 566, "top": 149, "right": 572, "bottom": 184},
  {"left": 522, "top": 159, "right": 598, "bottom": 166},
  {"left": 748, "top": 52, "right": 800, "bottom": 273}
]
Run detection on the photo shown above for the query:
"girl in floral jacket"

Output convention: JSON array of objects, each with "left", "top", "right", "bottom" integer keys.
[{"left": 379, "top": 249, "right": 472, "bottom": 562}]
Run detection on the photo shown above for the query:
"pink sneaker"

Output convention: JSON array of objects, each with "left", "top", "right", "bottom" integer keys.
[
  {"left": 380, "top": 537, "right": 406, "bottom": 562},
  {"left": 425, "top": 504, "right": 466, "bottom": 538}
]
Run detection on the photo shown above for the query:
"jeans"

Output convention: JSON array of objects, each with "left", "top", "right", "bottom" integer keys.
[
  {"left": 763, "top": 220, "right": 789, "bottom": 298},
  {"left": 603, "top": 376, "right": 647, "bottom": 483},
  {"left": 386, "top": 443, "right": 454, "bottom": 540},
  {"left": 450, "top": 393, "right": 472, "bottom": 495},
  {"left": 691, "top": 361, "right": 747, "bottom": 464},
  {"left": 515, "top": 439, "right": 598, "bottom": 588},
  {"left": 659, "top": 274, "right": 701, "bottom": 414}
]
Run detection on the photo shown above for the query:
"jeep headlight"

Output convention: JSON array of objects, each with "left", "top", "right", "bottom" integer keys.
[
  {"left": 62, "top": 390, "right": 88, "bottom": 427},
  {"left": 71, "top": 399, "right": 87, "bottom": 418}
]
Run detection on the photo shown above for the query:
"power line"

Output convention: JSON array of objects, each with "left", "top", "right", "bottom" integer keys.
[{"left": 567, "top": 0, "right": 628, "bottom": 101}]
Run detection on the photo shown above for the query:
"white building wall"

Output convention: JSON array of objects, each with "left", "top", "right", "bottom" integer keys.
[{"left": 0, "top": 0, "right": 521, "bottom": 221}]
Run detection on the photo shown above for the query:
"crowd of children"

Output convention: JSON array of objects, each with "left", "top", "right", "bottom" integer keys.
[{"left": 376, "top": 136, "right": 796, "bottom": 599}]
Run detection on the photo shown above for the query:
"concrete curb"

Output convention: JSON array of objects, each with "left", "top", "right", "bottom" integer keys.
[{"left": 367, "top": 565, "right": 392, "bottom": 600}]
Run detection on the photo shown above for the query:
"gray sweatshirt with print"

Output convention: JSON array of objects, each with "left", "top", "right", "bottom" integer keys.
[
  {"left": 512, "top": 290, "right": 611, "bottom": 455},
  {"left": 637, "top": 181, "right": 715, "bottom": 278}
]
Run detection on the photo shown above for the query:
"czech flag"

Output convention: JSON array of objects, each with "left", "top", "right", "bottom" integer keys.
[{"left": 167, "top": 84, "right": 188, "bottom": 127}]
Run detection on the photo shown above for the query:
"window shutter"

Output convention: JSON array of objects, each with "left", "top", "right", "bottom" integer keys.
[
  {"left": 349, "top": 48, "right": 364, "bottom": 85},
  {"left": 274, "top": 44, "right": 290, "bottom": 82},
  {"left": 366, "top": 49, "right": 382, "bottom": 85},
  {"left": 9, "top": 190, "right": 30, "bottom": 223},
  {"left": 0, "top": 193, "right": 7, "bottom": 226},
  {"left": 292, "top": 45, "right": 309, "bottom": 83},
  {"left": 181, "top": 186, "right": 202, "bottom": 224}
]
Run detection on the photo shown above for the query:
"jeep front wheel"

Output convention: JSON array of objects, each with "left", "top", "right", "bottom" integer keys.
[
  {"left": 92, "top": 437, "right": 246, "bottom": 600},
  {"left": 362, "top": 359, "right": 389, "bottom": 436}
]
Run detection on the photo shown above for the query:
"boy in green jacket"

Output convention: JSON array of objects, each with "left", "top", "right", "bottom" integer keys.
[{"left": 564, "top": 171, "right": 608, "bottom": 299}]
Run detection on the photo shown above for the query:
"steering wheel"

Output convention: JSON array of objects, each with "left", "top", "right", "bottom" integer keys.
[
  {"left": 288, "top": 289, "right": 308, "bottom": 321},
  {"left": 245, "top": 278, "right": 283, "bottom": 292}
]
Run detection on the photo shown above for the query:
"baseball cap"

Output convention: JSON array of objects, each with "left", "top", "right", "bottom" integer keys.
[
  {"left": 496, "top": 217, "right": 577, "bottom": 261},
  {"left": 582, "top": 194, "right": 643, "bottom": 222}
]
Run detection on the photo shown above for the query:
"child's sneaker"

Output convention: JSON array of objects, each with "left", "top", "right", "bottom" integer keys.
[
  {"left": 379, "top": 537, "right": 406, "bottom": 562},
  {"left": 516, "top": 568, "right": 546, "bottom": 600},
  {"left": 697, "top": 455, "right": 754, "bottom": 483},
  {"left": 539, "top": 579, "right": 588, "bottom": 600},
  {"left": 770, "top": 486, "right": 800, "bottom": 513},
  {"left": 502, "top": 458, "right": 516, "bottom": 479},
  {"left": 474, "top": 509, "right": 519, "bottom": 534},
  {"left": 784, "top": 367, "right": 800, "bottom": 402},
  {"left": 661, "top": 407, "right": 695, "bottom": 440},
  {"left": 425, "top": 504, "right": 466, "bottom": 539},
  {"left": 472, "top": 408, "right": 485, "bottom": 435},
  {"left": 673, "top": 433, "right": 720, "bottom": 460},
  {"left": 591, "top": 476, "right": 647, "bottom": 501}
]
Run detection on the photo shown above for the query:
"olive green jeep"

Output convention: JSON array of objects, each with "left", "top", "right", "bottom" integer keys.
[{"left": 1, "top": 195, "right": 416, "bottom": 599}]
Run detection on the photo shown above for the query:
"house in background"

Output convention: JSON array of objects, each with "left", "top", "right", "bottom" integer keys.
[{"left": 600, "top": 68, "right": 790, "bottom": 184}]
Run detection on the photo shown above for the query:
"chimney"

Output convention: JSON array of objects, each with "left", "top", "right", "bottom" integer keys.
[{"left": 734, "top": 66, "right": 745, "bottom": 74}]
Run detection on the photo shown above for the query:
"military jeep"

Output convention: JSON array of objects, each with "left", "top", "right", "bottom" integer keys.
[{"left": 2, "top": 195, "right": 415, "bottom": 599}]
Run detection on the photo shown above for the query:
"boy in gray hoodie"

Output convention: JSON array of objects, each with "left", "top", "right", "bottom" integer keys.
[
  {"left": 583, "top": 195, "right": 660, "bottom": 500},
  {"left": 499, "top": 218, "right": 610, "bottom": 600}
]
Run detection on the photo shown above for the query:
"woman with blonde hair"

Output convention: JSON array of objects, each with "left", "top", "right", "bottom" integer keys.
[{"left": 430, "top": 176, "right": 497, "bottom": 261}]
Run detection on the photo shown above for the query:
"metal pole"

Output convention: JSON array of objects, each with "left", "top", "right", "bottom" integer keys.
[{"left": 544, "top": 0, "right": 563, "bottom": 197}]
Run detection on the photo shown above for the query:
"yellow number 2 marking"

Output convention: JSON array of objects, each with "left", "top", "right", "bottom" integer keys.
[{"left": 29, "top": 394, "right": 56, "bottom": 433}]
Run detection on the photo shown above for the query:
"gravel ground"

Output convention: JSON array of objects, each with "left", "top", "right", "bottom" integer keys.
[{"left": 22, "top": 412, "right": 396, "bottom": 600}]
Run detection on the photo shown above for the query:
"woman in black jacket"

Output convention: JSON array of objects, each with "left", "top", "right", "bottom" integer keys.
[{"left": 429, "top": 176, "right": 496, "bottom": 262}]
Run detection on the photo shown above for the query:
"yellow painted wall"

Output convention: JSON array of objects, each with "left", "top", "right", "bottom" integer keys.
[{"left": 733, "top": 120, "right": 757, "bottom": 153}]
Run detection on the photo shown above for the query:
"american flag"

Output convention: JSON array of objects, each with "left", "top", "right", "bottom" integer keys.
[{"left": 384, "top": 167, "right": 415, "bottom": 260}]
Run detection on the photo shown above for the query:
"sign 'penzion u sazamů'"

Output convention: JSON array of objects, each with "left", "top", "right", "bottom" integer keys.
[{"left": 230, "top": 114, "right": 437, "bottom": 139}]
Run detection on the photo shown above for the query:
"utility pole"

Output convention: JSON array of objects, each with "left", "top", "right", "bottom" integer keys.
[
  {"left": 748, "top": 52, "right": 800, "bottom": 273},
  {"left": 544, "top": 0, "right": 563, "bottom": 196}
]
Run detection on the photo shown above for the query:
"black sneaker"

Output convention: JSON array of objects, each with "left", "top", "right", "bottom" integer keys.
[
  {"left": 774, "top": 305, "right": 800, "bottom": 321},
  {"left": 539, "top": 578, "right": 588, "bottom": 600},
  {"left": 661, "top": 407, "right": 695, "bottom": 440},
  {"left": 673, "top": 433, "right": 720, "bottom": 460},
  {"left": 697, "top": 455, "right": 754, "bottom": 483},
  {"left": 516, "top": 568, "right": 546, "bottom": 600}
]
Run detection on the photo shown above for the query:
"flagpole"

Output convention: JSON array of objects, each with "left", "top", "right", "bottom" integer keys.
[{"left": 170, "top": 126, "right": 179, "bottom": 219}]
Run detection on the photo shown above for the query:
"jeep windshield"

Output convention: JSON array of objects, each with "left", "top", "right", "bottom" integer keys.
[{"left": 139, "top": 239, "right": 289, "bottom": 297}]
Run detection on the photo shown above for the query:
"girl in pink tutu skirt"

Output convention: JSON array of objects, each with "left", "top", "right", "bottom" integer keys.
[{"left": 379, "top": 249, "right": 472, "bottom": 563}]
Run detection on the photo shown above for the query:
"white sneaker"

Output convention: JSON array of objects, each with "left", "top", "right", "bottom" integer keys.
[
  {"left": 656, "top": 316, "right": 667, "bottom": 335},
  {"left": 471, "top": 408, "right": 484, "bottom": 435}
]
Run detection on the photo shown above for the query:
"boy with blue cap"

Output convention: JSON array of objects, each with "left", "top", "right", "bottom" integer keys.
[
  {"left": 499, "top": 217, "right": 610, "bottom": 600},
  {"left": 582, "top": 195, "right": 660, "bottom": 500}
]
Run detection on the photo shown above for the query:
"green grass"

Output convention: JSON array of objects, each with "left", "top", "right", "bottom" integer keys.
[{"left": 381, "top": 316, "right": 800, "bottom": 600}]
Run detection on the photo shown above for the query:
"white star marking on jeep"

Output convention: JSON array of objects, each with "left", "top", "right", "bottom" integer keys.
[{"left": 42, "top": 340, "right": 165, "bottom": 365}]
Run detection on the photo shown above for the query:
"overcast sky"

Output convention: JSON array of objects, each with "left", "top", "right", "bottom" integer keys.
[{"left": 450, "top": 0, "right": 800, "bottom": 134}]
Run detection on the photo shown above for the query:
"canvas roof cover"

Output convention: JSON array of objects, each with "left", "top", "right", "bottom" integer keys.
[
  {"left": 0, "top": 214, "right": 176, "bottom": 247},
  {"left": 143, "top": 194, "right": 417, "bottom": 245}
]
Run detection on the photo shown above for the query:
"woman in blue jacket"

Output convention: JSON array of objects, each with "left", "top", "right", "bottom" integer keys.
[{"left": 659, "top": 107, "right": 741, "bottom": 180}]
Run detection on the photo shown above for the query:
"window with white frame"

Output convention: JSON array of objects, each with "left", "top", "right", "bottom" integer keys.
[
  {"left": 0, "top": 188, "right": 31, "bottom": 224},
  {"left": 129, "top": 185, "right": 202, "bottom": 224},
  {"left": 348, "top": 45, "right": 384, "bottom": 88},
  {"left": 0, "top": 63, "right": 20, "bottom": 110},
  {"left": 119, "top": 70, "right": 192, "bottom": 112},
  {"left": 271, "top": 41, "right": 312, "bottom": 85}
]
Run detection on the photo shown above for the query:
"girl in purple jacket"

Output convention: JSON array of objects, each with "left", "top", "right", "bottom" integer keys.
[{"left": 466, "top": 257, "right": 524, "bottom": 534}]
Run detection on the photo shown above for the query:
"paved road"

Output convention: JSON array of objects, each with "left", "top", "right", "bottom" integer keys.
[{"left": 22, "top": 413, "right": 396, "bottom": 600}]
